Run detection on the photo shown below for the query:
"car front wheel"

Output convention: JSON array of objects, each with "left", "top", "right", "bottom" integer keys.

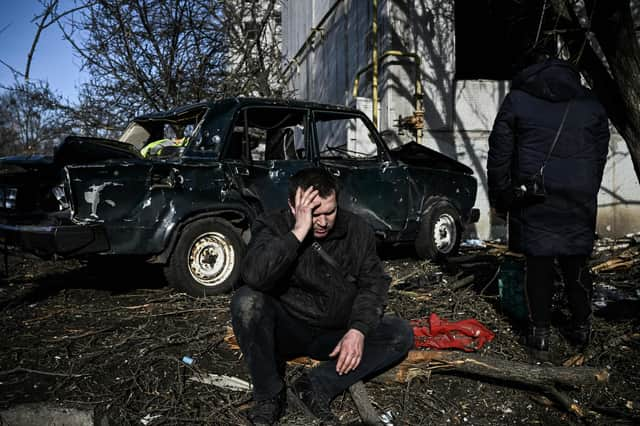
[
  {"left": 164, "top": 218, "right": 246, "bottom": 296},
  {"left": 415, "top": 200, "right": 462, "bottom": 260}
]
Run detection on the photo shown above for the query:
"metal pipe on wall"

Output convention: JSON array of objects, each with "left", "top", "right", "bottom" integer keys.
[
  {"left": 352, "top": 50, "right": 424, "bottom": 140},
  {"left": 372, "top": 0, "right": 379, "bottom": 128}
]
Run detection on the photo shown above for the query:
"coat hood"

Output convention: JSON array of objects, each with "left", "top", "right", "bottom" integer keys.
[{"left": 512, "top": 59, "right": 583, "bottom": 102}]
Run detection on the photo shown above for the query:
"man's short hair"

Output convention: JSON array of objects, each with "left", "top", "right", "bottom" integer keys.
[{"left": 288, "top": 168, "right": 339, "bottom": 204}]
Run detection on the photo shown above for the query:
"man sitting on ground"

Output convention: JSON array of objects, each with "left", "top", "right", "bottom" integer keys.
[{"left": 231, "top": 167, "right": 413, "bottom": 425}]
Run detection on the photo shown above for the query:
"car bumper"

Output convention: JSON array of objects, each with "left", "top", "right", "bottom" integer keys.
[{"left": 0, "top": 223, "right": 109, "bottom": 257}]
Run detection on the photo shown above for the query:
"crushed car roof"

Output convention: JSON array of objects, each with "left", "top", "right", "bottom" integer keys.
[{"left": 133, "top": 97, "right": 361, "bottom": 122}]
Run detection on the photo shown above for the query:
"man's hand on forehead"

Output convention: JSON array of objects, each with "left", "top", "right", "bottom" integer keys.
[
  {"left": 295, "top": 186, "right": 320, "bottom": 207},
  {"left": 291, "top": 186, "right": 321, "bottom": 242}
]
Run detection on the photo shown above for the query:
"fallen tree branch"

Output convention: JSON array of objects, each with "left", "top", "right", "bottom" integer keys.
[
  {"left": 0, "top": 367, "right": 87, "bottom": 378},
  {"left": 348, "top": 381, "right": 379, "bottom": 425},
  {"left": 150, "top": 308, "right": 220, "bottom": 318},
  {"left": 592, "top": 257, "right": 640, "bottom": 272},
  {"left": 44, "top": 327, "right": 115, "bottom": 342},
  {"left": 373, "top": 350, "right": 609, "bottom": 389},
  {"left": 450, "top": 274, "right": 475, "bottom": 290}
]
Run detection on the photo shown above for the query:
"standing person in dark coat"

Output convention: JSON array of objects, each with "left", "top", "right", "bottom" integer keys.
[
  {"left": 231, "top": 168, "right": 413, "bottom": 425},
  {"left": 487, "top": 51, "right": 609, "bottom": 361}
]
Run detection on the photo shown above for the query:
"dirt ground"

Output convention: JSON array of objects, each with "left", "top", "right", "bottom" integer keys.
[{"left": 0, "top": 239, "right": 639, "bottom": 425}]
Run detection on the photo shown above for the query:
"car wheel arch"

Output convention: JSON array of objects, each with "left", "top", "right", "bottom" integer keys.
[{"left": 151, "top": 208, "right": 253, "bottom": 265}]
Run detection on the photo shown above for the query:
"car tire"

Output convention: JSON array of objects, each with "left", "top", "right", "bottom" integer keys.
[
  {"left": 164, "top": 218, "right": 246, "bottom": 296},
  {"left": 415, "top": 200, "right": 462, "bottom": 260}
]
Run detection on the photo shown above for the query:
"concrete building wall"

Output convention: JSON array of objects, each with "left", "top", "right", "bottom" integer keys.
[
  {"left": 281, "top": 0, "right": 640, "bottom": 239},
  {"left": 281, "top": 0, "right": 372, "bottom": 105}
]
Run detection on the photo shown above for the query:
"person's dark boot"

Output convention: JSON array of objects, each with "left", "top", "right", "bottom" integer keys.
[
  {"left": 526, "top": 326, "right": 551, "bottom": 363},
  {"left": 290, "top": 372, "right": 339, "bottom": 425},
  {"left": 246, "top": 388, "right": 287, "bottom": 426},
  {"left": 567, "top": 320, "right": 591, "bottom": 350}
]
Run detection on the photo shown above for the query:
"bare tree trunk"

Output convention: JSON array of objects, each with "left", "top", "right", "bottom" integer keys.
[
  {"left": 586, "top": 0, "right": 640, "bottom": 184},
  {"left": 553, "top": 0, "right": 640, "bottom": 184}
]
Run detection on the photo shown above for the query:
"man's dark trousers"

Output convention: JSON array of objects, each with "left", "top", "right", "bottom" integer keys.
[{"left": 231, "top": 286, "right": 414, "bottom": 401}]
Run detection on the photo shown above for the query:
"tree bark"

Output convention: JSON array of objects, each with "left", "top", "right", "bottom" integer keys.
[
  {"left": 587, "top": 0, "right": 640, "bottom": 184},
  {"left": 373, "top": 350, "right": 609, "bottom": 389},
  {"left": 557, "top": 0, "right": 640, "bottom": 184},
  {"left": 348, "top": 381, "right": 380, "bottom": 425}
]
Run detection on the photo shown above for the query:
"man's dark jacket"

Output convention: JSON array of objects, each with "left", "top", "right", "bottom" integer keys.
[
  {"left": 240, "top": 208, "right": 389, "bottom": 336},
  {"left": 487, "top": 59, "right": 609, "bottom": 256}
]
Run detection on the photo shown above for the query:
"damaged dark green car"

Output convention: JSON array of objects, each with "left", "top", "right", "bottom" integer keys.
[{"left": 0, "top": 98, "right": 479, "bottom": 296}]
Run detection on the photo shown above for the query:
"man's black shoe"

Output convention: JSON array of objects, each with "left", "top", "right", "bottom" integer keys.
[
  {"left": 246, "top": 388, "right": 287, "bottom": 426},
  {"left": 290, "top": 373, "right": 339, "bottom": 424}
]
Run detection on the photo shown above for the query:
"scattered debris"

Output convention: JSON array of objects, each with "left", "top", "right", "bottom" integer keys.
[
  {"left": 0, "top": 238, "right": 639, "bottom": 425},
  {"left": 140, "top": 413, "right": 162, "bottom": 425},
  {"left": 189, "top": 374, "right": 253, "bottom": 392},
  {"left": 461, "top": 239, "right": 486, "bottom": 248}
]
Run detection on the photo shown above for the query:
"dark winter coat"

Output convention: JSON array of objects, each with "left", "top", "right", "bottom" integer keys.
[
  {"left": 487, "top": 59, "right": 609, "bottom": 256},
  {"left": 240, "top": 208, "right": 389, "bottom": 336}
]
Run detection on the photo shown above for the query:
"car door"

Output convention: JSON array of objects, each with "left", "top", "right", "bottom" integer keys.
[
  {"left": 222, "top": 106, "right": 312, "bottom": 214},
  {"left": 311, "top": 110, "right": 410, "bottom": 236}
]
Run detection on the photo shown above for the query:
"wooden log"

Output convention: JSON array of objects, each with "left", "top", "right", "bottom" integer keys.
[
  {"left": 450, "top": 274, "right": 475, "bottom": 290},
  {"left": 592, "top": 257, "right": 639, "bottom": 272},
  {"left": 348, "top": 381, "right": 380, "bottom": 425},
  {"left": 373, "top": 350, "right": 609, "bottom": 389}
]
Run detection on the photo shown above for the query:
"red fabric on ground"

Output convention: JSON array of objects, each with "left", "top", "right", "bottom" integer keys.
[{"left": 411, "top": 313, "right": 495, "bottom": 352}]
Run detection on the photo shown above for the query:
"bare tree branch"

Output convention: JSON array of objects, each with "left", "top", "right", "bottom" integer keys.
[{"left": 26, "top": 0, "right": 57, "bottom": 80}]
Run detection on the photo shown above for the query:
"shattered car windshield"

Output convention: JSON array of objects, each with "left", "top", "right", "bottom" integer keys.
[{"left": 118, "top": 106, "right": 208, "bottom": 158}]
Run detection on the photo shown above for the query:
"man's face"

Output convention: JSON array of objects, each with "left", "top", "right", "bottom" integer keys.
[{"left": 311, "top": 191, "right": 338, "bottom": 239}]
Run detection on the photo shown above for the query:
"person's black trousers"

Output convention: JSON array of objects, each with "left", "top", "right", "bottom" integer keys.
[
  {"left": 524, "top": 255, "right": 593, "bottom": 328},
  {"left": 230, "top": 286, "right": 414, "bottom": 401}
]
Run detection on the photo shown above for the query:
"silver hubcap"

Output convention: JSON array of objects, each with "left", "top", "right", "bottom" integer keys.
[
  {"left": 433, "top": 214, "right": 457, "bottom": 253},
  {"left": 188, "top": 232, "right": 235, "bottom": 286}
]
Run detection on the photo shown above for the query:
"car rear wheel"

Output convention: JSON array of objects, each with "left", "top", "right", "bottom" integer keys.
[
  {"left": 415, "top": 200, "right": 462, "bottom": 260},
  {"left": 164, "top": 218, "right": 246, "bottom": 296}
]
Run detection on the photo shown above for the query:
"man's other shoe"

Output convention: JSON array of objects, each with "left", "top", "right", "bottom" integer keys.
[
  {"left": 290, "top": 373, "right": 339, "bottom": 424},
  {"left": 567, "top": 321, "right": 591, "bottom": 349},
  {"left": 246, "top": 388, "right": 287, "bottom": 426}
]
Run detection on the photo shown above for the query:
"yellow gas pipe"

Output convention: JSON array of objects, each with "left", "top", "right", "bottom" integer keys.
[{"left": 353, "top": 50, "right": 424, "bottom": 140}]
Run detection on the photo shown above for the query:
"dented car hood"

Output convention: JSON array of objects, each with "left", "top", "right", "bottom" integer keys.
[
  {"left": 0, "top": 136, "right": 141, "bottom": 169},
  {"left": 390, "top": 142, "right": 473, "bottom": 175},
  {"left": 54, "top": 136, "right": 142, "bottom": 165}
]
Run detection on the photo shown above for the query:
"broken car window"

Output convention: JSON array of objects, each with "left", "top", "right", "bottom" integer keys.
[
  {"left": 314, "top": 112, "right": 379, "bottom": 160},
  {"left": 225, "top": 108, "right": 307, "bottom": 161}
]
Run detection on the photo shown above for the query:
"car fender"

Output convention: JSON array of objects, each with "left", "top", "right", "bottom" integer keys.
[
  {"left": 406, "top": 167, "right": 477, "bottom": 222},
  {"left": 149, "top": 202, "right": 256, "bottom": 264}
]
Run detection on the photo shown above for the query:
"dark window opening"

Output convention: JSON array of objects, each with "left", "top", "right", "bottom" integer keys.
[
  {"left": 226, "top": 108, "right": 307, "bottom": 161},
  {"left": 455, "top": 0, "right": 546, "bottom": 80}
]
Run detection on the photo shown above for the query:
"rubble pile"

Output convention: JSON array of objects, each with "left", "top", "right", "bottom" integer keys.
[{"left": 0, "top": 239, "right": 638, "bottom": 425}]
